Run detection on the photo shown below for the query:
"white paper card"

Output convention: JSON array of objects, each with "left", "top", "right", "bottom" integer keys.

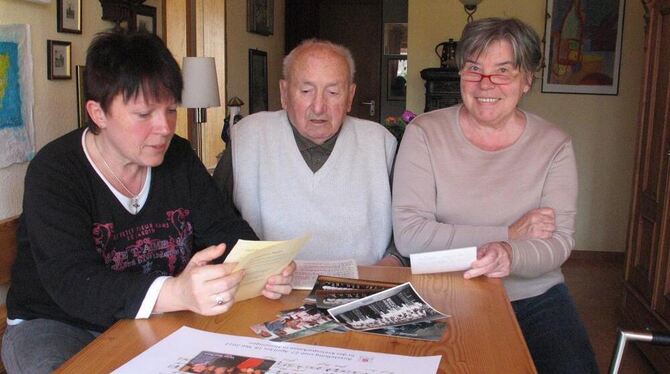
[{"left": 410, "top": 246, "right": 477, "bottom": 275}]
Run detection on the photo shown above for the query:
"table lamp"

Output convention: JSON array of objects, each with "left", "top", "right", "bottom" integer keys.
[
  {"left": 221, "top": 96, "right": 245, "bottom": 144},
  {"left": 181, "top": 56, "right": 221, "bottom": 160},
  {"left": 227, "top": 96, "right": 244, "bottom": 124}
]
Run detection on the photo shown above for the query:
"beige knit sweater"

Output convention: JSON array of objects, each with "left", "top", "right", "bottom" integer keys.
[{"left": 392, "top": 105, "right": 577, "bottom": 301}]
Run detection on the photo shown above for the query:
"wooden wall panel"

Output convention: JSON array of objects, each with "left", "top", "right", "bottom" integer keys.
[
  {"left": 165, "top": 0, "right": 226, "bottom": 168},
  {"left": 201, "top": 0, "right": 227, "bottom": 168},
  {"left": 164, "top": 0, "right": 189, "bottom": 140}
]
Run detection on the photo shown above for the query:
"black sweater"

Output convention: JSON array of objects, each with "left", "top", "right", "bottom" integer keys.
[{"left": 7, "top": 129, "right": 257, "bottom": 332}]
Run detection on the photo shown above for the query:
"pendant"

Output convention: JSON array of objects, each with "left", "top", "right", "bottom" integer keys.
[{"left": 131, "top": 197, "right": 140, "bottom": 213}]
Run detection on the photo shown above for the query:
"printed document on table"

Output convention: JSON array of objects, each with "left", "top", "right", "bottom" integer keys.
[
  {"left": 225, "top": 235, "right": 310, "bottom": 301},
  {"left": 410, "top": 246, "right": 477, "bottom": 274},
  {"left": 291, "top": 259, "right": 359, "bottom": 290},
  {"left": 112, "top": 326, "right": 442, "bottom": 374}
]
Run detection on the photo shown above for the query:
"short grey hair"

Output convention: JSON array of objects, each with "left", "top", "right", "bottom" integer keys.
[
  {"left": 282, "top": 38, "right": 356, "bottom": 83},
  {"left": 456, "top": 17, "right": 542, "bottom": 74}
]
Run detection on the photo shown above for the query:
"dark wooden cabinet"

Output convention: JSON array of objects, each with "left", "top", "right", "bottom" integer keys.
[
  {"left": 420, "top": 68, "right": 461, "bottom": 112},
  {"left": 623, "top": 0, "right": 670, "bottom": 371}
]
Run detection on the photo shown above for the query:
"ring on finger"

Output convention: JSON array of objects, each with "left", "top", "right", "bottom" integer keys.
[{"left": 215, "top": 294, "right": 225, "bottom": 306}]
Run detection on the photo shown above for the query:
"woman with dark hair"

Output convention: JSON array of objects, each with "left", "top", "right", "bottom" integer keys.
[
  {"left": 392, "top": 18, "right": 597, "bottom": 373},
  {"left": 2, "top": 32, "right": 294, "bottom": 373}
]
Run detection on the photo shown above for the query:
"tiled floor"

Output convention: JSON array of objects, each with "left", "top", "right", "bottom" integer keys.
[{"left": 562, "top": 254, "right": 657, "bottom": 373}]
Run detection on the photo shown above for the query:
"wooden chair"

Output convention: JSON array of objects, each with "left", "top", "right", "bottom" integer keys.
[{"left": 0, "top": 216, "right": 19, "bottom": 373}]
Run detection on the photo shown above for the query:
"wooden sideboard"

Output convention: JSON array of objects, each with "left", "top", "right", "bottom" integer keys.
[{"left": 420, "top": 68, "right": 461, "bottom": 112}]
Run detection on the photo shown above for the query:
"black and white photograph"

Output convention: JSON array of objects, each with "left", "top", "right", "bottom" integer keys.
[
  {"left": 47, "top": 40, "right": 71, "bottom": 80},
  {"left": 327, "top": 282, "right": 448, "bottom": 331},
  {"left": 366, "top": 321, "right": 448, "bottom": 342},
  {"left": 305, "top": 275, "right": 399, "bottom": 305},
  {"left": 248, "top": 49, "right": 268, "bottom": 113},
  {"left": 316, "top": 289, "right": 387, "bottom": 309},
  {"left": 247, "top": 0, "right": 274, "bottom": 35},
  {"left": 57, "top": 0, "right": 81, "bottom": 34},
  {"left": 133, "top": 5, "right": 157, "bottom": 34}
]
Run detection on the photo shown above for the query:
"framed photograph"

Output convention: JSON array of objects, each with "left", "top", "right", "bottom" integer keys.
[
  {"left": 133, "top": 5, "right": 157, "bottom": 34},
  {"left": 47, "top": 40, "right": 71, "bottom": 80},
  {"left": 387, "top": 56, "right": 407, "bottom": 101},
  {"left": 76, "top": 65, "right": 87, "bottom": 128},
  {"left": 247, "top": 0, "right": 274, "bottom": 36},
  {"left": 542, "top": 0, "right": 626, "bottom": 95},
  {"left": 249, "top": 49, "right": 268, "bottom": 113},
  {"left": 57, "top": 0, "right": 82, "bottom": 34}
]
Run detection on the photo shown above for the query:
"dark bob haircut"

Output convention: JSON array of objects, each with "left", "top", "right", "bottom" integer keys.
[{"left": 84, "top": 31, "right": 182, "bottom": 133}]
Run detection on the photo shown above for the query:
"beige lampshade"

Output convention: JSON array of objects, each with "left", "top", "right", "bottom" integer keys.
[{"left": 181, "top": 57, "right": 221, "bottom": 108}]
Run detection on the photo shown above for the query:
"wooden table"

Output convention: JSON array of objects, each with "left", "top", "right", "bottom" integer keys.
[{"left": 56, "top": 266, "right": 536, "bottom": 373}]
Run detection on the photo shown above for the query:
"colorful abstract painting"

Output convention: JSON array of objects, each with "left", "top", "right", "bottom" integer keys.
[
  {"left": 0, "top": 24, "right": 34, "bottom": 167},
  {"left": 542, "top": 0, "right": 625, "bottom": 95}
]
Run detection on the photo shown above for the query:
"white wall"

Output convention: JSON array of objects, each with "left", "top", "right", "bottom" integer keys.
[
  {"left": 225, "top": 0, "right": 285, "bottom": 115},
  {"left": 0, "top": 0, "right": 161, "bottom": 220}
]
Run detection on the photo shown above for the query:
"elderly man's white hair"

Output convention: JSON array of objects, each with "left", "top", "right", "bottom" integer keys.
[{"left": 282, "top": 38, "right": 356, "bottom": 83}]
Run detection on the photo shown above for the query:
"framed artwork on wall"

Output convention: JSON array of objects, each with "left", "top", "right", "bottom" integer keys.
[
  {"left": 0, "top": 24, "right": 35, "bottom": 167},
  {"left": 133, "top": 5, "right": 157, "bottom": 34},
  {"left": 57, "top": 0, "right": 82, "bottom": 34},
  {"left": 47, "top": 40, "right": 71, "bottom": 80},
  {"left": 249, "top": 49, "right": 268, "bottom": 113},
  {"left": 76, "top": 65, "right": 87, "bottom": 128},
  {"left": 247, "top": 0, "right": 274, "bottom": 36},
  {"left": 542, "top": 0, "right": 626, "bottom": 95}
]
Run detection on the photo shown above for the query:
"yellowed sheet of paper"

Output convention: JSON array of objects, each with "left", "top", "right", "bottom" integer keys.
[{"left": 224, "top": 235, "right": 310, "bottom": 301}]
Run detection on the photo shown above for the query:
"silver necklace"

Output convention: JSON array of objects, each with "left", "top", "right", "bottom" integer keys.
[{"left": 94, "top": 137, "right": 145, "bottom": 214}]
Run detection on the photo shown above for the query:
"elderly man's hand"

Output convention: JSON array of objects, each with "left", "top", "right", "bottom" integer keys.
[
  {"left": 262, "top": 261, "right": 296, "bottom": 299},
  {"left": 508, "top": 207, "right": 555, "bottom": 240},
  {"left": 464, "top": 242, "right": 512, "bottom": 279}
]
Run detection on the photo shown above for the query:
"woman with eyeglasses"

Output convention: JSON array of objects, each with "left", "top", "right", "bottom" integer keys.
[{"left": 392, "top": 18, "right": 597, "bottom": 373}]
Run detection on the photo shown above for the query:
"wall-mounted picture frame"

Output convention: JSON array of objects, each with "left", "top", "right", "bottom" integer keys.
[
  {"left": 542, "top": 0, "right": 626, "bottom": 95},
  {"left": 76, "top": 65, "right": 87, "bottom": 128},
  {"left": 387, "top": 56, "right": 407, "bottom": 101},
  {"left": 133, "top": 5, "right": 157, "bottom": 34},
  {"left": 249, "top": 49, "right": 268, "bottom": 113},
  {"left": 57, "top": 0, "right": 82, "bottom": 34},
  {"left": 247, "top": 0, "right": 274, "bottom": 36},
  {"left": 47, "top": 40, "right": 71, "bottom": 80}
]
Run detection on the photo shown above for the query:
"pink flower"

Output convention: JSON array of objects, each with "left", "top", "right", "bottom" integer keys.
[{"left": 401, "top": 110, "right": 416, "bottom": 123}]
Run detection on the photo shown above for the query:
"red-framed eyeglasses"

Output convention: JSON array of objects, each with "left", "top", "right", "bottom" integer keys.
[{"left": 460, "top": 71, "right": 515, "bottom": 85}]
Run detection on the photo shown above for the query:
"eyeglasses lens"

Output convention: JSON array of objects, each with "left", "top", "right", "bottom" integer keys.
[{"left": 461, "top": 72, "right": 512, "bottom": 85}]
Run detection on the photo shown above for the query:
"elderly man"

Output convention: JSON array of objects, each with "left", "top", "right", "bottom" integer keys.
[{"left": 213, "top": 39, "right": 402, "bottom": 266}]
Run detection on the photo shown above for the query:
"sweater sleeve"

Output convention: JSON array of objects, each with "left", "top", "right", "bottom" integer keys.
[
  {"left": 212, "top": 144, "right": 235, "bottom": 202},
  {"left": 392, "top": 124, "right": 508, "bottom": 257},
  {"left": 508, "top": 141, "right": 577, "bottom": 278}
]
